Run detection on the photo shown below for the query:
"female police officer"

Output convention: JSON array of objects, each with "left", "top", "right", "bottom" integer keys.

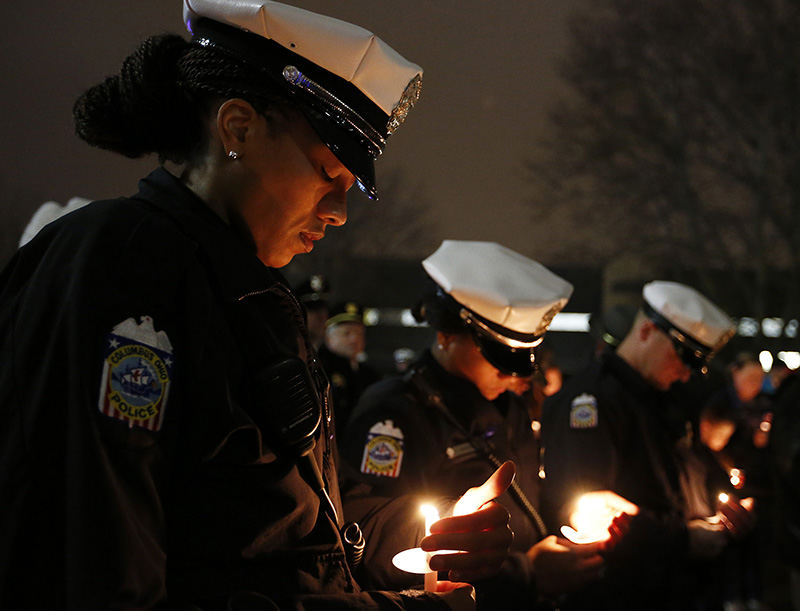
[
  {"left": 341, "top": 241, "right": 607, "bottom": 610},
  {"left": 0, "top": 2, "right": 513, "bottom": 609}
]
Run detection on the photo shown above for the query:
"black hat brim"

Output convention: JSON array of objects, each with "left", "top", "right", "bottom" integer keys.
[
  {"left": 300, "top": 106, "right": 378, "bottom": 200},
  {"left": 473, "top": 333, "right": 536, "bottom": 377}
]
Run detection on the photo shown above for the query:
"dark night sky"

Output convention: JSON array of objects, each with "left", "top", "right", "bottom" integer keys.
[{"left": 0, "top": 1, "right": 581, "bottom": 267}]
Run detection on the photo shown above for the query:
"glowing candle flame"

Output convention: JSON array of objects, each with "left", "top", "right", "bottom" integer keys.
[
  {"left": 561, "top": 493, "right": 619, "bottom": 544},
  {"left": 718, "top": 492, "right": 729, "bottom": 503},
  {"left": 392, "top": 503, "right": 459, "bottom": 582},
  {"left": 421, "top": 503, "right": 438, "bottom": 537}
]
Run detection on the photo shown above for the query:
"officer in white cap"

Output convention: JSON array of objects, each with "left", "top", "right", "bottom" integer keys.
[
  {"left": 0, "top": 3, "right": 513, "bottom": 610},
  {"left": 341, "top": 241, "right": 616, "bottom": 609},
  {"left": 541, "top": 281, "right": 755, "bottom": 610}
]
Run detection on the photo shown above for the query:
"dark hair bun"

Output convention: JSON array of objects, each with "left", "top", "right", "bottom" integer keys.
[{"left": 73, "top": 34, "right": 196, "bottom": 160}]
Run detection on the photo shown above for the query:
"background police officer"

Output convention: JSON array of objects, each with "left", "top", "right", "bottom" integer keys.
[
  {"left": 541, "top": 281, "right": 755, "bottom": 610},
  {"left": 342, "top": 241, "right": 608, "bottom": 609}
]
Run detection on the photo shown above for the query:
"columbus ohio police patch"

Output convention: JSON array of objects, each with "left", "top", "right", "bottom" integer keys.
[
  {"left": 98, "top": 316, "right": 174, "bottom": 431},
  {"left": 570, "top": 393, "right": 599, "bottom": 429},
  {"left": 360, "top": 420, "right": 404, "bottom": 478}
]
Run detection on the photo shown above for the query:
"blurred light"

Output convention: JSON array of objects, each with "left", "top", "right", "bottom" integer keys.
[
  {"left": 549, "top": 313, "right": 591, "bottom": 332},
  {"left": 762, "top": 318, "right": 784, "bottom": 338},
  {"left": 363, "top": 308, "right": 380, "bottom": 327},
  {"left": 729, "top": 468, "right": 744, "bottom": 489},
  {"left": 778, "top": 351, "right": 800, "bottom": 370},
  {"left": 759, "top": 420, "right": 772, "bottom": 433},
  {"left": 786, "top": 320, "right": 799, "bottom": 338},
  {"left": 718, "top": 492, "right": 729, "bottom": 504},
  {"left": 400, "top": 309, "right": 427, "bottom": 327},
  {"left": 737, "top": 318, "right": 759, "bottom": 337},
  {"left": 759, "top": 351, "right": 773, "bottom": 372}
]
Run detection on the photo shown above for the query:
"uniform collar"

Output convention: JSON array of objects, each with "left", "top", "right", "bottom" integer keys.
[
  {"left": 416, "top": 350, "right": 505, "bottom": 428},
  {"left": 134, "top": 167, "right": 287, "bottom": 301},
  {"left": 603, "top": 348, "right": 661, "bottom": 399}
]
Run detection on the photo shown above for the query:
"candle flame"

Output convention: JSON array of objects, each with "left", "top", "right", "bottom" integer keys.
[
  {"left": 718, "top": 492, "right": 729, "bottom": 503},
  {"left": 560, "top": 493, "right": 625, "bottom": 544},
  {"left": 420, "top": 504, "right": 439, "bottom": 537}
]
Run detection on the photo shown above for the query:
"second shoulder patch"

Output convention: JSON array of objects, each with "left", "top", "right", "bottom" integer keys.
[{"left": 569, "top": 393, "right": 598, "bottom": 429}]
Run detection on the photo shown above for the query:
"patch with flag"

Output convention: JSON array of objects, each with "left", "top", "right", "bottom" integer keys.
[
  {"left": 360, "top": 419, "right": 404, "bottom": 478},
  {"left": 570, "top": 393, "right": 599, "bottom": 429},
  {"left": 98, "top": 316, "right": 174, "bottom": 432}
]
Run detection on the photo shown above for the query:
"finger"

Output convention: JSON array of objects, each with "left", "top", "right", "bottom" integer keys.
[
  {"left": 720, "top": 500, "right": 753, "bottom": 532},
  {"left": 434, "top": 581, "right": 473, "bottom": 593},
  {"left": 577, "top": 552, "right": 605, "bottom": 570},
  {"left": 453, "top": 461, "right": 516, "bottom": 516},
  {"left": 568, "top": 540, "right": 606, "bottom": 557},
  {"left": 422, "top": 519, "right": 514, "bottom": 554},
  {"left": 429, "top": 501, "right": 510, "bottom": 535},
  {"left": 430, "top": 551, "right": 510, "bottom": 582}
]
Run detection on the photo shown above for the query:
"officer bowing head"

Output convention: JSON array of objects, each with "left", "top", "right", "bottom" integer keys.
[
  {"left": 619, "top": 281, "right": 735, "bottom": 391},
  {"left": 418, "top": 240, "right": 574, "bottom": 401},
  {"left": 76, "top": 0, "right": 423, "bottom": 269}
]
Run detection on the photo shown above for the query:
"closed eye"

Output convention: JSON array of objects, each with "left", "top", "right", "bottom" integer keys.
[{"left": 320, "top": 165, "right": 334, "bottom": 183}]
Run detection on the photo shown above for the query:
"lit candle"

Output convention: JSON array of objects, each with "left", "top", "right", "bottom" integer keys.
[
  {"left": 420, "top": 504, "right": 439, "bottom": 592},
  {"left": 718, "top": 492, "right": 729, "bottom": 504},
  {"left": 560, "top": 493, "right": 621, "bottom": 544},
  {"left": 392, "top": 503, "right": 454, "bottom": 591},
  {"left": 728, "top": 468, "right": 744, "bottom": 489}
]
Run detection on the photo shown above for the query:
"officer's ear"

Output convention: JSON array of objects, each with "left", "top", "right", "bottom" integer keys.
[{"left": 216, "top": 98, "right": 259, "bottom": 155}]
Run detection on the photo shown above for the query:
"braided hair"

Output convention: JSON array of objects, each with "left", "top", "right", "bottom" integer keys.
[
  {"left": 73, "top": 33, "right": 288, "bottom": 164},
  {"left": 412, "top": 281, "right": 470, "bottom": 335}
]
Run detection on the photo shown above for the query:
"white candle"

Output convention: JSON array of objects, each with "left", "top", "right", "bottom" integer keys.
[
  {"left": 392, "top": 503, "right": 450, "bottom": 589},
  {"left": 420, "top": 504, "right": 439, "bottom": 592}
]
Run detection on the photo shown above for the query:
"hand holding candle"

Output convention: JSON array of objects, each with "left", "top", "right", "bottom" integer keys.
[
  {"left": 422, "top": 460, "right": 516, "bottom": 583},
  {"left": 715, "top": 492, "right": 756, "bottom": 538},
  {"left": 560, "top": 490, "right": 639, "bottom": 545}
]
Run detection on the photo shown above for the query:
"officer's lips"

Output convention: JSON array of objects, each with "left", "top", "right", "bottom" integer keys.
[{"left": 300, "top": 231, "right": 324, "bottom": 253}]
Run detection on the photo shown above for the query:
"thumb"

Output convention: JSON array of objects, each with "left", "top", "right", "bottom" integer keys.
[{"left": 453, "top": 460, "right": 516, "bottom": 516}]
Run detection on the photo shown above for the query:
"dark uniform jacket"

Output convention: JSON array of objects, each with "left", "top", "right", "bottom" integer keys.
[
  {"left": 318, "top": 344, "right": 381, "bottom": 436},
  {"left": 0, "top": 168, "right": 447, "bottom": 611},
  {"left": 341, "top": 351, "right": 547, "bottom": 610},
  {"left": 541, "top": 350, "right": 691, "bottom": 610}
]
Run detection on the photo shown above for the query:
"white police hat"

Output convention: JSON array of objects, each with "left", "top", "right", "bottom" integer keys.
[
  {"left": 183, "top": 0, "right": 422, "bottom": 199},
  {"left": 642, "top": 281, "right": 735, "bottom": 374},
  {"left": 422, "top": 240, "right": 573, "bottom": 376}
]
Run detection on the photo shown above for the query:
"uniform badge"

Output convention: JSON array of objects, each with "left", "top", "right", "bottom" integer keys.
[
  {"left": 360, "top": 420, "right": 404, "bottom": 478},
  {"left": 569, "top": 393, "right": 599, "bottom": 429},
  {"left": 98, "top": 316, "right": 174, "bottom": 431}
]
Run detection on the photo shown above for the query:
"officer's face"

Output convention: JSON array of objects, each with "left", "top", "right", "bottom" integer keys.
[
  {"left": 642, "top": 325, "right": 692, "bottom": 390},
  {"left": 235, "top": 109, "right": 355, "bottom": 267},
  {"left": 326, "top": 322, "right": 366, "bottom": 361},
  {"left": 732, "top": 362, "right": 764, "bottom": 402},
  {"left": 444, "top": 333, "right": 531, "bottom": 401}
]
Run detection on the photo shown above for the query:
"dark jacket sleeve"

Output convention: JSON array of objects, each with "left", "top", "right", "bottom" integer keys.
[{"left": 0, "top": 206, "right": 198, "bottom": 609}]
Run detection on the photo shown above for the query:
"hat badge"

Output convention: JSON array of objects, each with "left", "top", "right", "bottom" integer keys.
[{"left": 387, "top": 74, "right": 422, "bottom": 135}]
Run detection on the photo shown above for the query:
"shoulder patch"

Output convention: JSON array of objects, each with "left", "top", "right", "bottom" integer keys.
[
  {"left": 98, "top": 316, "right": 174, "bottom": 431},
  {"left": 360, "top": 419, "right": 404, "bottom": 478},
  {"left": 569, "top": 393, "right": 598, "bottom": 429}
]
